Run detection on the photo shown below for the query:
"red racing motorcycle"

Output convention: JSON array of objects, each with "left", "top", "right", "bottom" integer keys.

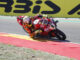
[{"left": 17, "top": 16, "right": 66, "bottom": 40}]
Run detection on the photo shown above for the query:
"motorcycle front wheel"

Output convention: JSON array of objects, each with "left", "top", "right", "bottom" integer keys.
[{"left": 53, "top": 29, "right": 66, "bottom": 40}]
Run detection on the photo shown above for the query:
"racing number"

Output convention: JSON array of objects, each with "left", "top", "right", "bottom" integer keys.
[{"left": 0, "top": 0, "right": 13, "bottom": 12}]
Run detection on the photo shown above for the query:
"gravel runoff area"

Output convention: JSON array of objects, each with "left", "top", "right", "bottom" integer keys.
[{"left": 0, "top": 43, "right": 75, "bottom": 60}]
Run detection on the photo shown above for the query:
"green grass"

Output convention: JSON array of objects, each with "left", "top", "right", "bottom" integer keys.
[{"left": 0, "top": 43, "right": 75, "bottom": 60}]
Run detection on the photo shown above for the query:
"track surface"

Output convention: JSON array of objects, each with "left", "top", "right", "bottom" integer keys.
[
  {"left": 0, "top": 33, "right": 80, "bottom": 60},
  {"left": 0, "top": 16, "right": 80, "bottom": 43}
]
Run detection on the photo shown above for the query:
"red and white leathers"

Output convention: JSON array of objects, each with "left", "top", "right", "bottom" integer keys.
[
  {"left": 32, "top": 17, "right": 55, "bottom": 36},
  {"left": 17, "top": 15, "right": 55, "bottom": 38},
  {"left": 33, "top": 18, "right": 50, "bottom": 33},
  {"left": 22, "top": 16, "right": 35, "bottom": 38}
]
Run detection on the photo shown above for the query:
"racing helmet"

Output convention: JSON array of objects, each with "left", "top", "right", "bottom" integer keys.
[{"left": 23, "top": 16, "right": 30, "bottom": 23}]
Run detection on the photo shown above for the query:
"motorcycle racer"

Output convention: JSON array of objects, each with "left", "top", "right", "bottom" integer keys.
[
  {"left": 17, "top": 14, "right": 66, "bottom": 40},
  {"left": 22, "top": 16, "right": 35, "bottom": 38},
  {"left": 22, "top": 15, "right": 43, "bottom": 38},
  {"left": 17, "top": 14, "right": 57, "bottom": 38},
  {"left": 32, "top": 17, "right": 52, "bottom": 37},
  {"left": 27, "top": 15, "right": 55, "bottom": 38}
]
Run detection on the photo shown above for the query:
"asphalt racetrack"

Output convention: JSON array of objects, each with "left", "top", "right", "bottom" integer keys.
[{"left": 0, "top": 16, "right": 80, "bottom": 43}]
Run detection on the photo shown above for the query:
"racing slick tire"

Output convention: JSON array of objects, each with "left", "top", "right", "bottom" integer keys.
[{"left": 54, "top": 29, "right": 66, "bottom": 40}]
